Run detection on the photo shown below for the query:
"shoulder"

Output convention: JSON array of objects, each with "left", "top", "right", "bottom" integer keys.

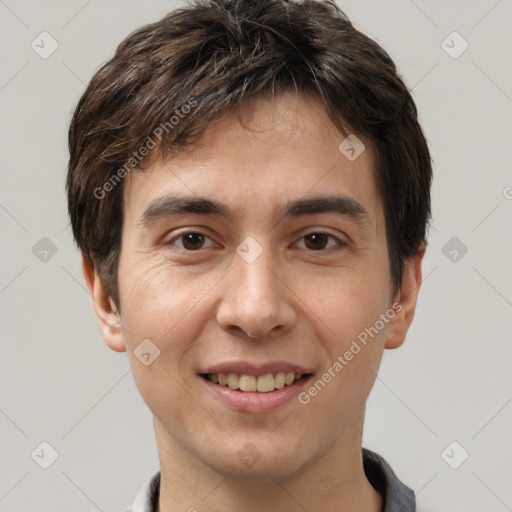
[
  {"left": 362, "top": 448, "right": 416, "bottom": 512},
  {"left": 122, "top": 471, "right": 161, "bottom": 512}
]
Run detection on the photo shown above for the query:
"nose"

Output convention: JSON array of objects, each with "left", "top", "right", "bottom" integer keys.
[{"left": 215, "top": 245, "right": 297, "bottom": 339}]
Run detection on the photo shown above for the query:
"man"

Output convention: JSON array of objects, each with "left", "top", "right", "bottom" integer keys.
[{"left": 66, "top": 1, "right": 432, "bottom": 510}]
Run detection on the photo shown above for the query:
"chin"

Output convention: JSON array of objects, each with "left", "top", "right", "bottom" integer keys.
[{"left": 199, "top": 434, "right": 315, "bottom": 484}]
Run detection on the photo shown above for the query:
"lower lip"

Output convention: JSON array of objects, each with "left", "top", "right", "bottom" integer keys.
[{"left": 200, "top": 375, "right": 313, "bottom": 413}]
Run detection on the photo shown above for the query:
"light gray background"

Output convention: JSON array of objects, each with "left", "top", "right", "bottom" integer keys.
[{"left": 1, "top": 1, "right": 511, "bottom": 511}]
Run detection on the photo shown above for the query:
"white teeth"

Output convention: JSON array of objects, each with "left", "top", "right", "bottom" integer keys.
[
  {"left": 285, "top": 372, "right": 295, "bottom": 385},
  {"left": 227, "top": 373, "right": 239, "bottom": 389},
  {"left": 257, "top": 373, "right": 275, "bottom": 393},
  {"left": 274, "top": 372, "right": 285, "bottom": 389},
  {"left": 239, "top": 374, "right": 257, "bottom": 392},
  {"left": 206, "top": 371, "right": 304, "bottom": 392}
]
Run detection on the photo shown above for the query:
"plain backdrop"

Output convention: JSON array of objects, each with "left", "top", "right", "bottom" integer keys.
[{"left": 0, "top": 1, "right": 511, "bottom": 511}]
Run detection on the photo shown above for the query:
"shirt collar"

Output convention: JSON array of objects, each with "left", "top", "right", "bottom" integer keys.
[
  {"left": 127, "top": 448, "right": 415, "bottom": 512},
  {"left": 126, "top": 470, "right": 160, "bottom": 512},
  {"left": 362, "top": 448, "right": 416, "bottom": 512}
]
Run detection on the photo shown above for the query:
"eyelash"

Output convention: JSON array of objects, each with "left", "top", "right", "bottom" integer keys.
[{"left": 166, "top": 230, "right": 346, "bottom": 253}]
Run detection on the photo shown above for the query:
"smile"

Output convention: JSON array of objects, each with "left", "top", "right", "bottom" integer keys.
[
  {"left": 200, "top": 372, "right": 313, "bottom": 413},
  {"left": 201, "top": 372, "right": 309, "bottom": 392}
]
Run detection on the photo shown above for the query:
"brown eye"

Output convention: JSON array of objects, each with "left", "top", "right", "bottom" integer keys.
[
  {"left": 303, "top": 233, "right": 330, "bottom": 250},
  {"left": 181, "top": 233, "right": 205, "bottom": 250},
  {"left": 296, "top": 232, "right": 344, "bottom": 252},
  {"left": 169, "top": 232, "right": 214, "bottom": 251}
]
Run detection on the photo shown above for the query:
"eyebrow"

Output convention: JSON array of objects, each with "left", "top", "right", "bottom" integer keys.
[{"left": 139, "top": 194, "right": 370, "bottom": 227}]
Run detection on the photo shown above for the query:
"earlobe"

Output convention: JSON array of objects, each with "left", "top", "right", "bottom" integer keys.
[
  {"left": 384, "top": 244, "right": 425, "bottom": 350},
  {"left": 81, "top": 256, "right": 126, "bottom": 353}
]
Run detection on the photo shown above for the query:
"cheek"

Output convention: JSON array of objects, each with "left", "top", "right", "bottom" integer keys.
[
  {"left": 117, "top": 255, "right": 214, "bottom": 355},
  {"left": 322, "top": 303, "right": 388, "bottom": 387},
  {"left": 117, "top": 259, "right": 211, "bottom": 421},
  {"left": 305, "top": 270, "right": 390, "bottom": 400},
  {"left": 296, "top": 287, "right": 389, "bottom": 435},
  {"left": 308, "top": 261, "right": 391, "bottom": 342}
]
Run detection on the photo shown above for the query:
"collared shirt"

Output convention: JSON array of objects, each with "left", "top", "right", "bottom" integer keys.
[{"left": 124, "top": 447, "right": 415, "bottom": 512}]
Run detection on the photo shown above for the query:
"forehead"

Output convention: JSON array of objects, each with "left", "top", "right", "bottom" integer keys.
[{"left": 123, "top": 91, "right": 381, "bottom": 225}]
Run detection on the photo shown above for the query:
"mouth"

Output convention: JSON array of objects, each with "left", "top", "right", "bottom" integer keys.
[
  {"left": 198, "top": 361, "right": 314, "bottom": 412},
  {"left": 200, "top": 372, "right": 312, "bottom": 393}
]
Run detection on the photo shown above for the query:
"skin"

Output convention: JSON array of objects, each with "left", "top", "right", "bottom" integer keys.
[{"left": 83, "top": 91, "right": 424, "bottom": 512}]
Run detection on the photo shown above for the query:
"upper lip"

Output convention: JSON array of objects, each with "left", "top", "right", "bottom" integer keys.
[{"left": 200, "top": 361, "right": 314, "bottom": 376}]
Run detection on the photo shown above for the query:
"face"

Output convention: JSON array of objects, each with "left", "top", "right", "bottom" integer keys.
[{"left": 89, "top": 91, "right": 420, "bottom": 482}]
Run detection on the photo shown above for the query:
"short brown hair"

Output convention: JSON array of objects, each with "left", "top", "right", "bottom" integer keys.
[{"left": 66, "top": 0, "right": 432, "bottom": 308}]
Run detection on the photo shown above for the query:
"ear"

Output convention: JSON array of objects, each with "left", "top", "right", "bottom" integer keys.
[
  {"left": 81, "top": 256, "right": 126, "bottom": 352},
  {"left": 385, "top": 243, "right": 426, "bottom": 350}
]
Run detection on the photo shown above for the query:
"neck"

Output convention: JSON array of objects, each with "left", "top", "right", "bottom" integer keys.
[{"left": 154, "top": 411, "right": 382, "bottom": 512}]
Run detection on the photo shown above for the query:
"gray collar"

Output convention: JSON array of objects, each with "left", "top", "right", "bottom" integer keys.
[{"left": 126, "top": 448, "right": 415, "bottom": 512}]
